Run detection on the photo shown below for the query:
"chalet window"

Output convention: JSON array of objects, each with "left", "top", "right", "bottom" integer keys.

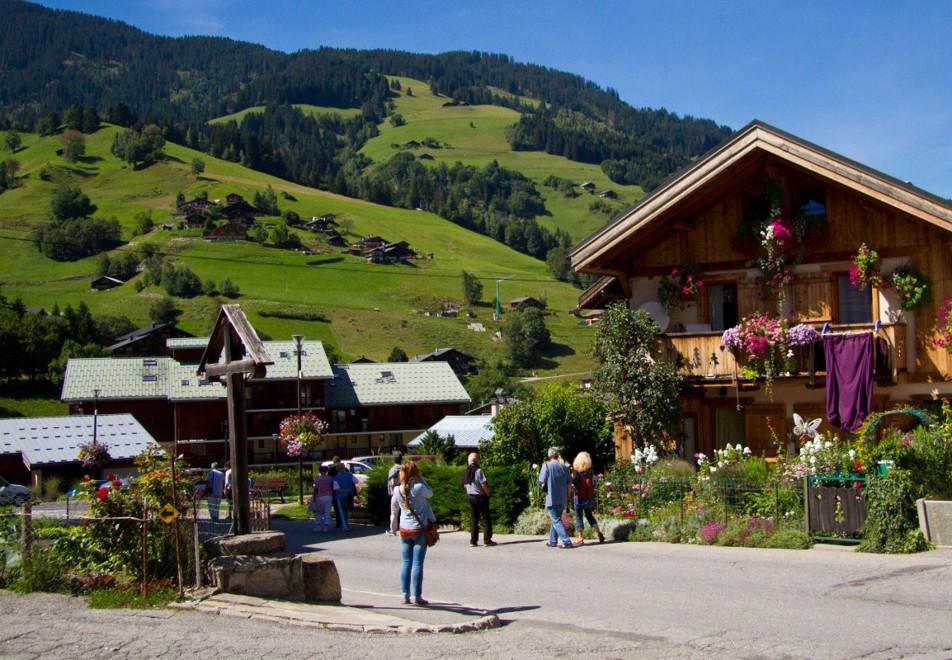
[
  {"left": 707, "top": 283, "right": 738, "bottom": 332},
  {"left": 797, "top": 187, "right": 826, "bottom": 217},
  {"left": 836, "top": 274, "right": 872, "bottom": 324}
]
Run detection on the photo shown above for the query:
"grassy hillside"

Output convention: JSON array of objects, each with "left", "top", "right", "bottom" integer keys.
[
  {"left": 210, "top": 104, "right": 364, "bottom": 125},
  {"left": 360, "top": 76, "right": 644, "bottom": 242},
  {"left": 0, "top": 126, "right": 599, "bottom": 375}
]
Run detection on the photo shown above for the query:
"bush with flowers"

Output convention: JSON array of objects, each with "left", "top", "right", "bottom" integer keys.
[
  {"left": 722, "top": 316, "right": 819, "bottom": 382},
  {"left": 657, "top": 264, "right": 703, "bottom": 313},
  {"left": 278, "top": 411, "right": 328, "bottom": 458}
]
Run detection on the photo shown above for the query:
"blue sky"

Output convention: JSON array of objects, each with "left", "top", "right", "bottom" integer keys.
[{"left": 34, "top": 1, "right": 952, "bottom": 198}]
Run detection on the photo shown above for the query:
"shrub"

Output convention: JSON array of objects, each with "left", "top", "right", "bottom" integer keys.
[
  {"left": 700, "top": 519, "right": 726, "bottom": 545},
  {"left": 858, "top": 469, "right": 929, "bottom": 553},
  {"left": 760, "top": 528, "right": 812, "bottom": 549}
]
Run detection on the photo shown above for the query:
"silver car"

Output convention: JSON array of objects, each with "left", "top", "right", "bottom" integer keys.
[{"left": 0, "top": 476, "right": 30, "bottom": 506}]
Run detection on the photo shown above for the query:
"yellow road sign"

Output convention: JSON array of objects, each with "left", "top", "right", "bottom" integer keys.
[{"left": 159, "top": 503, "right": 180, "bottom": 524}]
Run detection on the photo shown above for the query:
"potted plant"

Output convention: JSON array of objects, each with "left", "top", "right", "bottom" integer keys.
[
  {"left": 77, "top": 439, "right": 111, "bottom": 471},
  {"left": 849, "top": 243, "right": 883, "bottom": 291},
  {"left": 888, "top": 263, "right": 931, "bottom": 311}
]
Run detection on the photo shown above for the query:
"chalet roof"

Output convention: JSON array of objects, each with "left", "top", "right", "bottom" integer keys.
[
  {"left": 572, "top": 275, "right": 625, "bottom": 313},
  {"left": 571, "top": 119, "right": 952, "bottom": 275},
  {"left": 407, "top": 415, "right": 495, "bottom": 449},
  {"left": 409, "top": 347, "right": 475, "bottom": 363},
  {"left": 111, "top": 321, "right": 178, "bottom": 345},
  {"left": 324, "top": 362, "right": 470, "bottom": 408},
  {"left": 62, "top": 340, "right": 332, "bottom": 403},
  {"left": 0, "top": 414, "right": 156, "bottom": 468}
]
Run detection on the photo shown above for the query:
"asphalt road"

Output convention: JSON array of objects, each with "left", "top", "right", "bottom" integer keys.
[{"left": 1, "top": 520, "right": 951, "bottom": 659}]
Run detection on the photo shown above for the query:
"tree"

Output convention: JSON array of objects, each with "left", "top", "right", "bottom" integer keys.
[
  {"left": 464, "top": 363, "right": 529, "bottom": 407},
  {"left": 388, "top": 347, "right": 408, "bottom": 362},
  {"left": 481, "top": 382, "right": 613, "bottom": 468},
  {"left": 219, "top": 277, "right": 240, "bottom": 298},
  {"left": 134, "top": 210, "right": 154, "bottom": 236},
  {"left": 0, "top": 159, "right": 20, "bottom": 193},
  {"left": 111, "top": 124, "right": 165, "bottom": 167},
  {"left": 248, "top": 224, "right": 268, "bottom": 243},
  {"left": 149, "top": 297, "right": 180, "bottom": 324},
  {"left": 190, "top": 157, "right": 205, "bottom": 176},
  {"left": 415, "top": 430, "right": 461, "bottom": 465},
  {"left": 460, "top": 270, "right": 483, "bottom": 305},
  {"left": 63, "top": 104, "right": 84, "bottom": 131},
  {"left": 501, "top": 307, "right": 550, "bottom": 367},
  {"left": 49, "top": 185, "right": 96, "bottom": 221},
  {"left": 253, "top": 184, "right": 279, "bottom": 215},
  {"left": 4, "top": 132, "right": 21, "bottom": 153},
  {"left": 60, "top": 129, "right": 85, "bottom": 163},
  {"left": 281, "top": 209, "right": 301, "bottom": 226},
  {"left": 81, "top": 107, "right": 100, "bottom": 134},
  {"left": 389, "top": 114, "right": 406, "bottom": 127},
  {"left": 591, "top": 302, "right": 684, "bottom": 453}
]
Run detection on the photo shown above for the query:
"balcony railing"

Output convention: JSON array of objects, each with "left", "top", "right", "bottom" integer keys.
[{"left": 661, "top": 322, "right": 906, "bottom": 381}]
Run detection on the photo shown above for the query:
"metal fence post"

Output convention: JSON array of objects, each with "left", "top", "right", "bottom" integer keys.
[{"left": 20, "top": 500, "right": 32, "bottom": 562}]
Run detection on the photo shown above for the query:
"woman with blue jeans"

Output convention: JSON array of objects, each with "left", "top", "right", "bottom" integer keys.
[
  {"left": 390, "top": 460, "right": 435, "bottom": 605},
  {"left": 333, "top": 464, "right": 358, "bottom": 532}
]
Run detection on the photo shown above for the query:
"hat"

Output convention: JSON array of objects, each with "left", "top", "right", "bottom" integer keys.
[{"left": 392, "top": 450, "right": 403, "bottom": 461}]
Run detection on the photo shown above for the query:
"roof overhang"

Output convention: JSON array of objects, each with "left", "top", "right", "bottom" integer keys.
[{"left": 571, "top": 120, "right": 952, "bottom": 274}]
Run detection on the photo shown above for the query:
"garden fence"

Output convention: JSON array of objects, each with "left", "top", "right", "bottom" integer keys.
[{"left": 0, "top": 492, "right": 272, "bottom": 597}]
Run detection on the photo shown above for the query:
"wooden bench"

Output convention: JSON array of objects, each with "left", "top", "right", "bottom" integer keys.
[{"left": 251, "top": 477, "right": 288, "bottom": 503}]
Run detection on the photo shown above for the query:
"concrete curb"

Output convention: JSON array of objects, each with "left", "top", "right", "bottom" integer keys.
[{"left": 171, "top": 593, "right": 501, "bottom": 634}]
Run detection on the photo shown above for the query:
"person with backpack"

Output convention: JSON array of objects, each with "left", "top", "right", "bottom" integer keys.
[
  {"left": 461, "top": 452, "right": 496, "bottom": 547},
  {"left": 572, "top": 451, "right": 605, "bottom": 544}
]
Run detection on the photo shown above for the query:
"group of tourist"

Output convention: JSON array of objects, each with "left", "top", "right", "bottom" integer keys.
[
  {"left": 381, "top": 446, "right": 603, "bottom": 606},
  {"left": 309, "top": 457, "right": 360, "bottom": 532}
]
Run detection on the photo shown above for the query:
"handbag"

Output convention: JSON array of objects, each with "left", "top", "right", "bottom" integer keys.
[{"left": 401, "top": 488, "right": 440, "bottom": 547}]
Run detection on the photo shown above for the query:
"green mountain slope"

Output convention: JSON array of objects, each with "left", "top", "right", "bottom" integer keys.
[{"left": 0, "top": 126, "right": 598, "bottom": 375}]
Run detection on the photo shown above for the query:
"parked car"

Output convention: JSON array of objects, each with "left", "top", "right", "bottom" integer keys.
[
  {"left": 0, "top": 476, "right": 31, "bottom": 506},
  {"left": 321, "top": 460, "right": 373, "bottom": 483}
]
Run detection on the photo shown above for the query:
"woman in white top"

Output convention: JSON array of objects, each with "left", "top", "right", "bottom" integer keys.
[{"left": 390, "top": 461, "right": 435, "bottom": 605}]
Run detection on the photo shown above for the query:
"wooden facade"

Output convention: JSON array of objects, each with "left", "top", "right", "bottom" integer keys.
[{"left": 572, "top": 121, "right": 952, "bottom": 461}]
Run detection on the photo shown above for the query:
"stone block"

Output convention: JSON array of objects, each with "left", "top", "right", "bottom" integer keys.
[
  {"left": 205, "top": 531, "right": 286, "bottom": 558},
  {"left": 208, "top": 553, "right": 303, "bottom": 597},
  {"left": 917, "top": 499, "right": 952, "bottom": 546},
  {"left": 300, "top": 553, "right": 342, "bottom": 603}
]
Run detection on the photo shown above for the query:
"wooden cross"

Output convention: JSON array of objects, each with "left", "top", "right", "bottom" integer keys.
[{"left": 198, "top": 304, "right": 273, "bottom": 535}]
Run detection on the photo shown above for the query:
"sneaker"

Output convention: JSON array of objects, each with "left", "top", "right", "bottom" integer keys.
[
  {"left": 560, "top": 543, "right": 575, "bottom": 549},
  {"left": 413, "top": 597, "right": 428, "bottom": 606},
  {"left": 385, "top": 530, "right": 395, "bottom": 536},
  {"left": 470, "top": 542, "right": 479, "bottom": 547},
  {"left": 545, "top": 542, "right": 558, "bottom": 547},
  {"left": 484, "top": 540, "right": 497, "bottom": 547},
  {"left": 402, "top": 595, "right": 410, "bottom": 604}
]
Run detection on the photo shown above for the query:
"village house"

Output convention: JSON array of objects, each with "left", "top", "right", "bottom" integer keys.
[
  {"left": 571, "top": 120, "right": 952, "bottom": 461},
  {"left": 107, "top": 321, "right": 193, "bottom": 357},
  {"left": 0, "top": 414, "right": 156, "bottom": 486},
  {"left": 90, "top": 275, "right": 124, "bottom": 291},
  {"left": 505, "top": 296, "right": 547, "bottom": 312},
  {"left": 205, "top": 221, "right": 249, "bottom": 241},
  {"left": 61, "top": 339, "right": 471, "bottom": 466},
  {"left": 409, "top": 347, "right": 477, "bottom": 376},
  {"left": 367, "top": 241, "right": 415, "bottom": 264}
]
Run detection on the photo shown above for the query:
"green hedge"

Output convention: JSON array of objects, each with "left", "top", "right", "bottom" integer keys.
[{"left": 363, "top": 463, "right": 527, "bottom": 529}]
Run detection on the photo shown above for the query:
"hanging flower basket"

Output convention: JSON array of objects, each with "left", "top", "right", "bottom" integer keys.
[
  {"left": 849, "top": 243, "right": 883, "bottom": 291},
  {"left": 278, "top": 411, "right": 328, "bottom": 458},
  {"left": 77, "top": 440, "right": 111, "bottom": 469},
  {"left": 888, "top": 263, "right": 930, "bottom": 311},
  {"left": 657, "top": 264, "right": 703, "bottom": 313}
]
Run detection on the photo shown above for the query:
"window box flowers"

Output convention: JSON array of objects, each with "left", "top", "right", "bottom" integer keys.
[
  {"left": 933, "top": 296, "right": 952, "bottom": 351},
  {"left": 278, "top": 411, "right": 328, "bottom": 458},
  {"left": 657, "top": 264, "right": 703, "bottom": 314},
  {"left": 722, "top": 317, "right": 821, "bottom": 386}
]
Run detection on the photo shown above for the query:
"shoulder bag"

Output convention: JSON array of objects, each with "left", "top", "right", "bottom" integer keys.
[{"left": 401, "top": 488, "right": 440, "bottom": 547}]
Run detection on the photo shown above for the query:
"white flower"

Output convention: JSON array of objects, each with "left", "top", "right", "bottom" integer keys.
[
  {"left": 743, "top": 447, "right": 751, "bottom": 455},
  {"left": 848, "top": 449, "right": 856, "bottom": 459},
  {"left": 810, "top": 456, "right": 817, "bottom": 464},
  {"left": 824, "top": 441, "right": 832, "bottom": 449},
  {"left": 736, "top": 443, "right": 743, "bottom": 452},
  {"left": 710, "top": 467, "right": 717, "bottom": 473}
]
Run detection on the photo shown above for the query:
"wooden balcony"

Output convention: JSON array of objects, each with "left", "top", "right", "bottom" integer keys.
[{"left": 661, "top": 322, "right": 906, "bottom": 382}]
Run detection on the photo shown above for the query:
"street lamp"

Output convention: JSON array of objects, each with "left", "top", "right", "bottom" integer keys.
[{"left": 292, "top": 334, "right": 305, "bottom": 504}]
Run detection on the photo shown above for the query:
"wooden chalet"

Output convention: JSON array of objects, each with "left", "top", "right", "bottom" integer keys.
[
  {"left": 206, "top": 221, "right": 248, "bottom": 241},
  {"left": 221, "top": 194, "right": 261, "bottom": 225},
  {"left": 348, "top": 235, "right": 387, "bottom": 255},
  {"left": 183, "top": 212, "right": 205, "bottom": 229},
  {"left": 91, "top": 275, "right": 124, "bottom": 291},
  {"left": 506, "top": 296, "right": 547, "bottom": 312},
  {"left": 107, "top": 321, "right": 193, "bottom": 356},
  {"left": 409, "top": 347, "right": 477, "bottom": 376},
  {"left": 571, "top": 120, "right": 952, "bottom": 461},
  {"left": 368, "top": 241, "right": 414, "bottom": 264}
]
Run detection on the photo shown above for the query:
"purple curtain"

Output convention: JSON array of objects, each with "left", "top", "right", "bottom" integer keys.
[{"left": 823, "top": 334, "right": 874, "bottom": 431}]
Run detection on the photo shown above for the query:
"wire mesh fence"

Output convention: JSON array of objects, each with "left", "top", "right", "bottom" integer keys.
[{"left": 0, "top": 492, "right": 272, "bottom": 595}]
